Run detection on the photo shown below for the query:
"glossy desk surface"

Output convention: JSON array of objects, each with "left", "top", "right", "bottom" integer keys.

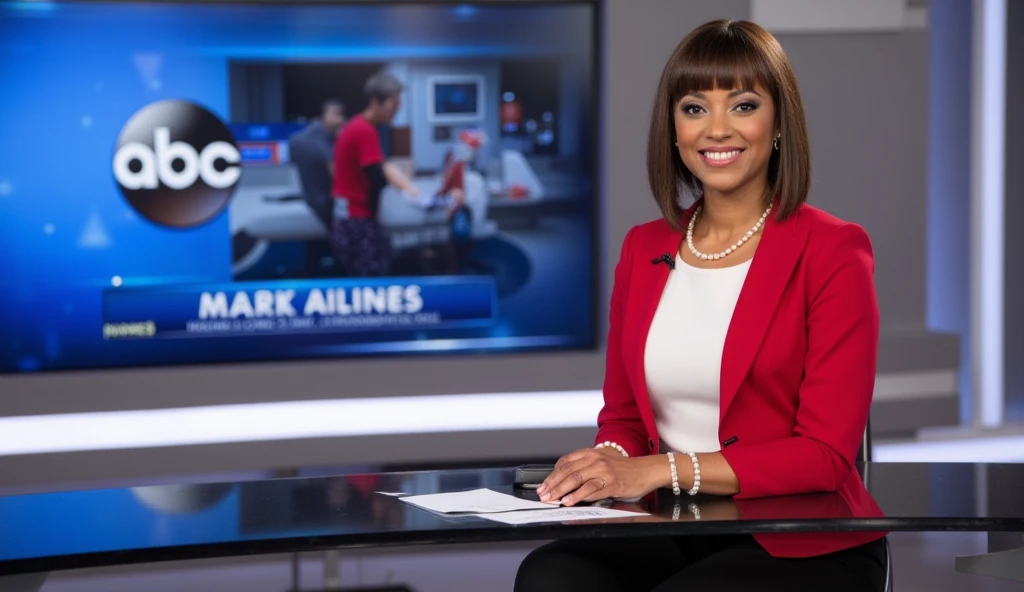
[{"left": 1, "top": 462, "right": 1022, "bottom": 575}]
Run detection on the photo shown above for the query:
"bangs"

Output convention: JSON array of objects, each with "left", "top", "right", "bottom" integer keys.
[{"left": 669, "top": 30, "right": 776, "bottom": 102}]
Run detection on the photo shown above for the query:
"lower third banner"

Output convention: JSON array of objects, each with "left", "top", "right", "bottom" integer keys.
[{"left": 101, "top": 276, "right": 497, "bottom": 339}]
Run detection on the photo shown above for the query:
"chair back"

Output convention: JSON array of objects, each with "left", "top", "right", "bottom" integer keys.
[
  {"left": 857, "top": 419, "right": 873, "bottom": 463},
  {"left": 856, "top": 420, "right": 892, "bottom": 591}
]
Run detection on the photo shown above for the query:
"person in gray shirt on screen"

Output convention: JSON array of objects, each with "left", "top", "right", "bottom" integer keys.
[{"left": 289, "top": 99, "right": 346, "bottom": 229}]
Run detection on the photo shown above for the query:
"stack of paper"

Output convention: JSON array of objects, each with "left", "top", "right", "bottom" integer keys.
[
  {"left": 399, "top": 488, "right": 559, "bottom": 514},
  {"left": 397, "top": 488, "right": 645, "bottom": 525},
  {"left": 481, "top": 507, "right": 643, "bottom": 525}
]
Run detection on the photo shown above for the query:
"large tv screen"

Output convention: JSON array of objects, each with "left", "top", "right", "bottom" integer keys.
[{"left": 0, "top": 0, "right": 599, "bottom": 374}]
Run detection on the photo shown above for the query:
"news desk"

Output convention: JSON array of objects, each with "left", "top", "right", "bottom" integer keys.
[{"left": 0, "top": 463, "right": 1022, "bottom": 591}]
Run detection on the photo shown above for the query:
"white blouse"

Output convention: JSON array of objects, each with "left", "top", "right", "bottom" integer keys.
[{"left": 643, "top": 254, "right": 751, "bottom": 453}]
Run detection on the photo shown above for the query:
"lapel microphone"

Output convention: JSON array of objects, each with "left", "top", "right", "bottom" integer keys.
[{"left": 651, "top": 253, "right": 676, "bottom": 270}]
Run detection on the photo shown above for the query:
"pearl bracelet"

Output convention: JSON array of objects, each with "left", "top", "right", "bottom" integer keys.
[
  {"left": 682, "top": 451, "right": 701, "bottom": 496},
  {"left": 595, "top": 441, "right": 629, "bottom": 457},
  {"left": 666, "top": 452, "right": 681, "bottom": 495}
]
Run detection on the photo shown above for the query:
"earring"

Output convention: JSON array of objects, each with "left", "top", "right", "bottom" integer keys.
[
  {"left": 674, "top": 141, "right": 678, "bottom": 146},
  {"left": 773, "top": 132, "right": 781, "bottom": 150}
]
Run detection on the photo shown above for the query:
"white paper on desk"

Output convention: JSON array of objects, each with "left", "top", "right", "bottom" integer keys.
[
  {"left": 479, "top": 507, "right": 647, "bottom": 525},
  {"left": 399, "top": 488, "right": 559, "bottom": 514}
]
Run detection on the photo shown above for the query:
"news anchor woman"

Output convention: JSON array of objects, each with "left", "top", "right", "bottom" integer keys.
[{"left": 515, "top": 19, "right": 887, "bottom": 592}]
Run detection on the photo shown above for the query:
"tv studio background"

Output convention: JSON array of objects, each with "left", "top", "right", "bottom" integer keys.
[{"left": 0, "top": 0, "right": 1022, "bottom": 590}]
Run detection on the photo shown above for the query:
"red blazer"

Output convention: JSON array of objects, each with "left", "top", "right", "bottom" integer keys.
[{"left": 595, "top": 199, "right": 886, "bottom": 557}]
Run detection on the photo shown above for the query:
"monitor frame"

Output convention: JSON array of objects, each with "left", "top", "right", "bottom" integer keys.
[
  {"left": 426, "top": 74, "right": 487, "bottom": 123},
  {"left": 0, "top": 0, "right": 607, "bottom": 416}
]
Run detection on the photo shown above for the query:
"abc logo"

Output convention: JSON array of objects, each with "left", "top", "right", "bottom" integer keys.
[{"left": 113, "top": 100, "right": 241, "bottom": 228}]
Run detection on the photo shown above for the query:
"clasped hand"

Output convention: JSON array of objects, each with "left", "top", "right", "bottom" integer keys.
[{"left": 537, "top": 447, "right": 660, "bottom": 506}]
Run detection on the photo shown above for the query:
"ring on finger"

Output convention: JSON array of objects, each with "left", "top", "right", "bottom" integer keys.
[{"left": 600, "top": 478, "right": 607, "bottom": 490}]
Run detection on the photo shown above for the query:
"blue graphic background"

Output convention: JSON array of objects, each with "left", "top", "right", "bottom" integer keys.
[{"left": 0, "top": 1, "right": 596, "bottom": 373}]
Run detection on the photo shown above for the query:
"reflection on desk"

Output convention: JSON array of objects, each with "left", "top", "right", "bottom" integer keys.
[{"left": 0, "top": 463, "right": 1022, "bottom": 576}]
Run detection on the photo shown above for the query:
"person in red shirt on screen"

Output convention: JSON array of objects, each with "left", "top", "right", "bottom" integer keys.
[{"left": 331, "top": 70, "right": 416, "bottom": 277}]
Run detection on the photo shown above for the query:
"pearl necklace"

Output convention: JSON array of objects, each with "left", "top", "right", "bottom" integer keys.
[{"left": 686, "top": 202, "right": 772, "bottom": 261}]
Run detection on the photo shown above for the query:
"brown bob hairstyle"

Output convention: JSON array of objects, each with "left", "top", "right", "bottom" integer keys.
[{"left": 647, "top": 19, "right": 810, "bottom": 230}]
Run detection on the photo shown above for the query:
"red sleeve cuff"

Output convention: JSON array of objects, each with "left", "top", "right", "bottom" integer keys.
[{"left": 722, "top": 437, "right": 851, "bottom": 499}]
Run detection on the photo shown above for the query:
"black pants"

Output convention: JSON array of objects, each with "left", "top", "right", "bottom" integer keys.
[
  {"left": 514, "top": 534, "right": 887, "bottom": 592},
  {"left": 330, "top": 217, "right": 392, "bottom": 277}
]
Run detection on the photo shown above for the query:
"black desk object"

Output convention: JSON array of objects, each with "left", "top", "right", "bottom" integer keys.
[{"left": 0, "top": 462, "right": 1022, "bottom": 590}]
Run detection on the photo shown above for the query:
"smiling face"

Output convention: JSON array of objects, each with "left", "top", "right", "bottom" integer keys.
[
  {"left": 647, "top": 20, "right": 812, "bottom": 227},
  {"left": 674, "top": 86, "right": 776, "bottom": 200}
]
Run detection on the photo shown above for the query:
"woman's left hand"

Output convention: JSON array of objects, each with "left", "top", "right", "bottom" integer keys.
[{"left": 537, "top": 448, "right": 666, "bottom": 506}]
